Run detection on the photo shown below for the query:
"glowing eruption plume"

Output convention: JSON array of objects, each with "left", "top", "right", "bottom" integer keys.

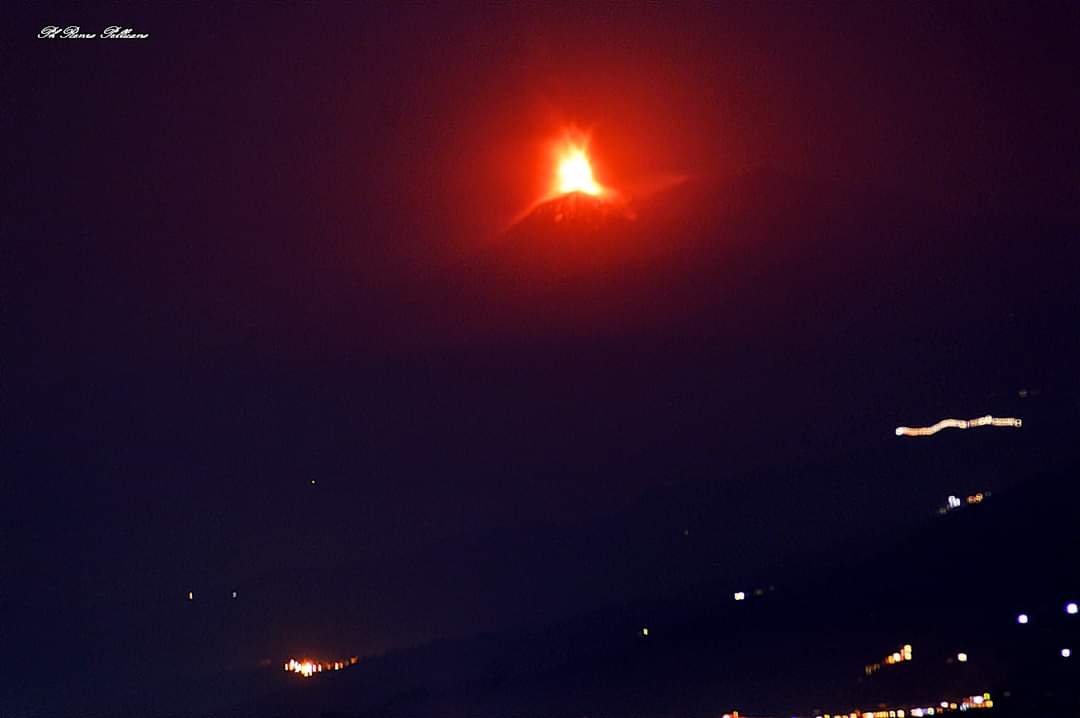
[
  {"left": 550, "top": 130, "right": 608, "bottom": 198},
  {"left": 557, "top": 147, "right": 603, "bottom": 196},
  {"left": 895, "top": 415, "right": 1022, "bottom": 437}
]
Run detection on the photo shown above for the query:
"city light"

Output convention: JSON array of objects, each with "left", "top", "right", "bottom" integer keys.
[
  {"left": 865, "top": 644, "right": 912, "bottom": 675},
  {"left": 284, "top": 656, "right": 359, "bottom": 677},
  {"left": 1017, "top": 613, "right": 1029, "bottom": 624},
  {"left": 734, "top": 591, "right": 746, "bottom": 601},
  {"left": 835, "top": 693, "right": 992, "bottom": 718},
  {"left": 187, "top": 591, "right": 194, "bottom": 601},
  {"left": 895, "top": 415, "right": 1022, "bottom": 437},
  {"left": 938, "top": 491, "right": 992, "bottom": 514},
  {"left": 1063, "top": 648, "right": 1072, "bottom": 658},
  {"left": 1067, "top": 602, "right": 1078, "bottom": 615},
  {"left": 641, "top": 627, "right": 649, "bottom": 637},
  {"left": 957, "top": 652, "right": 968, "bottom": 662}
]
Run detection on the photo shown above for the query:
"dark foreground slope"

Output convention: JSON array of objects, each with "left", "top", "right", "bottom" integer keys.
[
  {"left": 215, "top": 171, "right": 1080, "bottom": 718},
  {"left": 225, "top": 464, "right": 1080, "bottom": 718}
]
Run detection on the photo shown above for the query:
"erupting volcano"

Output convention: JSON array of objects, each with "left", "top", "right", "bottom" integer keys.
[{"left": 509, "top": 129, "right": 632, "bottom": 234}]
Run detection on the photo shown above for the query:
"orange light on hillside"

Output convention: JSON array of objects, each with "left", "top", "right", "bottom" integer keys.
[{"left": 284, "top": 655, "right": 359, "bottom": 678}]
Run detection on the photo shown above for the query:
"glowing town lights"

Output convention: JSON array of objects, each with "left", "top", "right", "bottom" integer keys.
[
  {"left": 957, "top": 652, "right": 968, "bottom": 662},
  {"left": 1017, "top": 613, "right": 1029, "bottom": 624},
  {"left": 734, "top": 591, "right": 746, "bottom": 601},
  {"left": 820, "top": 694, "right": 993, "bottom": 718},
  {"left": 284, "top": 655, "right": 360, "bottom": 678},
  {"left": 866, "top": 644, "right": 913, "bottom": 675},
  {"left": 1063, "top": 648, "right": 1072, "bottom": 658},
  {"left": 940, "top": 491, "right": 993, "bottom": 514},
  {"left": 895, "top": 415, "right": 1022, "bottom": 437},
  {"left": 1067, "top": 602, "right": 1078, "bottom": 615}
]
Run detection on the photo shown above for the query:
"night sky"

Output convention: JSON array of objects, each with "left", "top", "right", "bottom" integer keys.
[{"left": 5, "top": 2, "right": 1080, "bottom": 715}]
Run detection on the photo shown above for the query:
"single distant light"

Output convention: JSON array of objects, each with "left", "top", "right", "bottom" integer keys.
[
  {"left": 1067, "top": 602, "right": 1078, "bottom": 615},
  {"left": 734, "top": 591, "right": 746, "bottom": 601},
  {"left": 187, "top": 591, "right": 194, "bottom": 601},
  {"left": 1063, "top": 648, "right": 1072, "bottom": 658},
  {"left": 957, "top": 652, "right": 968, "bottom": 662},
  {"left": 1017, "top": 613, "right": 1029, "bottom": 624},
  {"left": 231, "top": 590, "right": 238, "bottom": 599},
  {"left": 310, "top": 479, "right": 316, "bottom": 486},
  {"left": 641, "top": 627, "right": 649, "bottom": 637},
  {"left": 972, "top": 696, "right": 984, "bottom": 705}
]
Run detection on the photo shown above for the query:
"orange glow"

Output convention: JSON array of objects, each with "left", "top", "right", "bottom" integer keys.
[
  {"left": 557, "top": 148, "right": 602, "bottom": 196},
  {"left": 895, "top": 415, "right": 1021, "bottom": 437},
  {"left": 284, "top": 655, "right": 359, "bottom": 678},
  {"left": 550, "top": 131, "right": 608, "bottom": 198}
]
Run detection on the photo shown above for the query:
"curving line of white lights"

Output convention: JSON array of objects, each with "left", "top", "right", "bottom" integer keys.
[{"left": 895, "top": 415, "right": 1022, "bottom": 437}]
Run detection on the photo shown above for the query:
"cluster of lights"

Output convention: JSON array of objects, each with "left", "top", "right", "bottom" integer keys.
[
  {"left": 733, "top": 587, "right": 771, "bottom": 602},
  {"left": 938, "top": 492, "right": 992, "bottom": 515},
  {"left": 895, "top": 415, "right": 1022, "bottom": 437},
  {"left": 284, "top": 656, "right": 358, "bottom": 678},
  {"left": 815, "top": 693, "right": 993, "bottom": 718},
  {"left": 865, "top": 644, "right": 912, "bottom": 676}
]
